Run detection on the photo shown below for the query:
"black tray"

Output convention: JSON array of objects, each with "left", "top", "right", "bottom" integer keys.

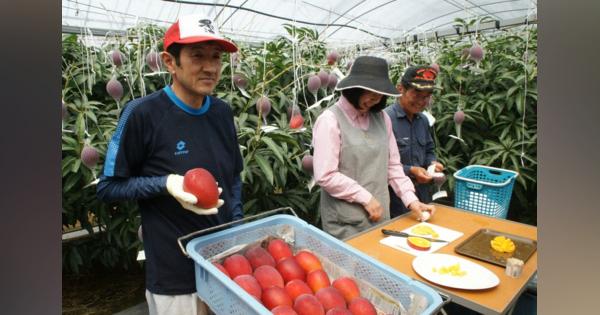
[{"left": 454, "top": 229, "right": 537, "bottom": 267}]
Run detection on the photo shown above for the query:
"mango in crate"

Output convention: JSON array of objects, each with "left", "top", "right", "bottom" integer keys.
[{"left": 490, "top": 236, "right": 516, "bottom": 253}]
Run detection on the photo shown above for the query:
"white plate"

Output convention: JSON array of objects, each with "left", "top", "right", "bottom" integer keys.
[{"left": 412, "top": 253, "right": 500, "bottom": 290}]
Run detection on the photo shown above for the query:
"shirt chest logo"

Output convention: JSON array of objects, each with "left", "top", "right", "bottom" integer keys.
[{"left": 174, "top": 140, "right": 189, "bottom": 156}]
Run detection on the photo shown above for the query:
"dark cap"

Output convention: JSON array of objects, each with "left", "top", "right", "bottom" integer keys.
[{"left": 401, "top": 65, "right": 438, "bottom": 91}]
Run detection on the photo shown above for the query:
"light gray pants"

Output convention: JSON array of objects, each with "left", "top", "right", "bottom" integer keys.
[{"left": 145, "top": 290, "right": 213, "bottom": 315}]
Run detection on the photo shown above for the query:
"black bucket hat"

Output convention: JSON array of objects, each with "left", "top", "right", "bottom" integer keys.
[
  {"left": 335, "top": 56, "right": 400, "bottom": 97},
  {"left": 401, "top": 65, "right": 438, "bottom": 91}
]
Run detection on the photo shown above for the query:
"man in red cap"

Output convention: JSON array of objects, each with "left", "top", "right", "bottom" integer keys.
[{"left": 97, "top": 15, "right": 242, "bottom": 315}]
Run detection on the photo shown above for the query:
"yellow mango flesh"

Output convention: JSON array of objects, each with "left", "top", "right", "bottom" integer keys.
[{"left": 490, "top": 236, "right": 516, "bottom": 253}]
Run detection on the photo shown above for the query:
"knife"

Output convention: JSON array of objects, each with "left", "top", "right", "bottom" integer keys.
[{"left": 381, "top": 229, "right": 448, "bottom": 243}]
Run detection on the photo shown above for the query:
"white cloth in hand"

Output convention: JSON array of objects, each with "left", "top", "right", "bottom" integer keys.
[{"left": 166, "top": 174, "right": 223, "bottom": 215}]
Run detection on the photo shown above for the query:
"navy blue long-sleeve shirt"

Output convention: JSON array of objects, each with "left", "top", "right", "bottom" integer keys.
[
  {"left": 97, "top": 87, "right": 243, "bottom": 294},
  {"left": 384, "top": 103, "right": 437, "bottom": 216},
  {"left": 384, "top": 103, "right": 437, "bottom": 175}
]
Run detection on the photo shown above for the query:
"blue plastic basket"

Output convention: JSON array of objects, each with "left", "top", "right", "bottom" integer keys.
[
  {"left": 186, "top": 214, "right": 443, "bottom": 315},
  {"left": 453, "top": 165, "right": 519, "bottom": 218}
]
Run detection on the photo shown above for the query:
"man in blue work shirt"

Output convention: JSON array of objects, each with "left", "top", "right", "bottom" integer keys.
[
  {"left": 96, "top": 14, "right": 243, "bottom": 315},
  {"left": 384, "top": 66, "right": 444, "bottom": 218}
]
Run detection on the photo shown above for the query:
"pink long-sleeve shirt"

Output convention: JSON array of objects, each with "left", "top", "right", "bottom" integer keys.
[{"left": 312, "top": 96, "right": 418, "bottom": 208}]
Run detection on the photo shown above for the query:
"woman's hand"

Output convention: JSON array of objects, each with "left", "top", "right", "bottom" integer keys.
[{"left": 364, "top": 197, "right": 384, "bottom": 222}]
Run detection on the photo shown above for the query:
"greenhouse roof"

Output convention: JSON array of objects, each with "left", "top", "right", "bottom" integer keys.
[{"left": 62, "top": 0, "right": 537, "bottom": 47}]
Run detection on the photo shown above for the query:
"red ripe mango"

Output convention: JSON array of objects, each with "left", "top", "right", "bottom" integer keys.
[
  {"left": 183, "top": 168, "right": 219, "bottom": 208},
  {"left": 306, "top": 269, "right": 330, "bottom": 293},
  {"left": 294, "top": 293, "right": 325, "bottom": 315},
  {"left": 262, "top": 286, "right": 293, "bottom": 310},
  {"left": 315, "top": 287, "right": 347, "bottom": 312},
  {"left": 245, "top": 245, "right": 276, "bottom": 269},
  {"left": 267, "top": 239, "right": 293, "bottom": 263},
  {"left": 272, "top": 305, "right": 299, "bottom": 315},
  {"left": 276, "top": 257, "right": 306, "bottom": 283},
  {"left": 253, "top": 265, "right": 284, "bottom": 290},
  {"left": 348, "top": 297, "right": 377, "bottom": 315},
  {"left": 326, "top": 307, "right": 352, "bottom": 315},
  {"left": 213, "top": 262, "right": 231, "bottom": 278},
  {"left": 332, "top": 277, "right": 360, "bottom": 303},
  {"left": 290, "top": 114, "right": 304, "bottom": 129},
  {"left": 295, "top": 250, "right": 322, "bottom": 274},
  {"left": 223, "top": 254, "right": 253, "bottom": 279},
  {"left": 285, "top": 279, "right": 313, "bottom": 301},
  {"left": 233, "top": 274, "right": 262, "bottom": 301}
]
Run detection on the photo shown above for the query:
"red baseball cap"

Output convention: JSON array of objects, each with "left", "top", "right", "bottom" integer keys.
[{"left": 163, "top": 15, "right": 238, "bottom": 52}]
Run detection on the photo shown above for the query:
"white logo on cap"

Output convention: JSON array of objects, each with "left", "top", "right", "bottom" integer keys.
[{"left": 178, "top": 15, "right": 222, "bottom": 39}]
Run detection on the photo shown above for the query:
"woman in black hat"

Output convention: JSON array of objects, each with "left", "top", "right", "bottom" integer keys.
[{"left": 312, "top": 56, "right": 436, "bottom": 239}]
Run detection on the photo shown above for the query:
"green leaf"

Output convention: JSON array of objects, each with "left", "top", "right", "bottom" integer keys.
[
  {"left": 71, "top": 158, "right": 82, "bottom": 173},
  {"left": 515, "top": 91, "right": 525, "bottom": 115},
  {"left": 261, "top": 136, "right": 285, "bottom": 164},
  {"left": 243, "top": 198, "right": 259, "bottom": 213},
  {"left": 85, "top": 110, "right": 98, "bottom": 124},
  {"left": 62, "top": 144, "right": 77, "bottom": 152},
  {"left": 254, "top": 154, "right": 274, "bottom": 185},
  {"left": 277, "top": 165, "right": 287, "bottom": 187},
  {"left": 75, "top": 113, "right": 85, "bottom": 139},
  {"left": 507, "top": 85, "right": 520, "bottom": 97},
  {"left": 62, "top": 135, "right": 78, "bottom": 147},
  {"left": 63, "top": 172, "right": 81, "bottom": 192},
  {"left": 62, "top": 156, "right": 76, "bottom": 174}
]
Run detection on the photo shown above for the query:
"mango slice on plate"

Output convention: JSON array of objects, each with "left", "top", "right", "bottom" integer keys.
[{"left": 434, "top": 263, "right": 467, "bottom": 276}]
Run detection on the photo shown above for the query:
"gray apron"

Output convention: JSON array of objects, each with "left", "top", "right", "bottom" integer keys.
[{"left": 320, "top": 104, "right": 390, "bottom": 239}]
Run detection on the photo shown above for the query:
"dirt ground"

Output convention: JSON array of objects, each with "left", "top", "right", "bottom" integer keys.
[{"left": 62, "top": 268, "right": 145, "bottom": 315}]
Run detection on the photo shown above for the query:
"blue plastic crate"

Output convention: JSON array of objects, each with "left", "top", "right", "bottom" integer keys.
[
  {"left": 186, "top": 214, "right": 443, "bottom": 315},
  {"left": 453, "top": 165, "right": 519, "bottom": 218}
]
